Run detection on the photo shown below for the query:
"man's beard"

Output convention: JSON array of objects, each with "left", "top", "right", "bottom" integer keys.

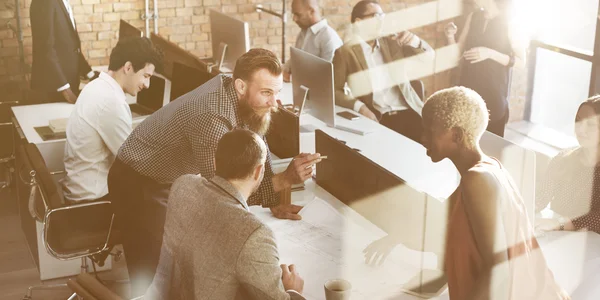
[{"left": 239, "top": 95, "right": 277, "bottom": 136}]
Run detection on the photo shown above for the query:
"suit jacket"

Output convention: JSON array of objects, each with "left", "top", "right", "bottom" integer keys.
[
  {"left": 145, "top": 175, "right": 305, "bottom": 300},
  {"left": 30, "top": 0, "right": 92, "bottom": 95},
  {"left": 332, "top": 34, "right": 434, "bottom": 118}
]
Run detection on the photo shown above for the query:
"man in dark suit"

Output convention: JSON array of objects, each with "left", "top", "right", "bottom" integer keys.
[{"left": 30, "top": 0, "right": 96, "bottom": 103}]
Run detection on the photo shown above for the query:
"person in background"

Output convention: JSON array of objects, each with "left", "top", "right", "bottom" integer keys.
[
  {"left": 365, "top": 87, "right": 568, "bottom": 299},
  {"left": 445, "top": 0, "right": 525, "bottom": 137},
  {"left": 62, "top": 37, "right": 163, "bottom": 204},
  {"left": 30, "top": 0, "right": 99, "bottom": 103},
  {"left": 333, "top": 0, "right": 434, "bottom": 143},
  {"left": 283, "top": 0, "right": 343, "bottom": 82},
  {"left": 146, "top": 129, "right": 305, "bottom": 300},
  {"left": 536, "top": 96, "right": 600, "bottom": 234}
]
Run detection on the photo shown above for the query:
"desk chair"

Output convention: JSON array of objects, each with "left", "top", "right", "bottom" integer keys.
[
  {"left": 19, "top": 143, "right": 122, "bottom": 300},
  {"left": 0, "top": 92, "right": 20, "bottom": 190}
]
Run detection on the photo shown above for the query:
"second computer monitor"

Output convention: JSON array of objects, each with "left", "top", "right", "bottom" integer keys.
[
  {"left": 209, "top": 10, "right": 250, "bottom": 72},
  {"left": 290, "top": 47, "right": 336, "bottom": 127}
]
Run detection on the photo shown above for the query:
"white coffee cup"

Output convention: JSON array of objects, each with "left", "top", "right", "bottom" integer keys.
[{"left": 324, "top": 279, "right": 352, "bottom": 300}]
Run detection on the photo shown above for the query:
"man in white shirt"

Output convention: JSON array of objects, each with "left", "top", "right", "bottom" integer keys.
[
  {"left": 61, "top": 37, "right": 163, "bottom": 203},
  {"left": 332, "top": 0, "right": 434, "bottom": 143},
  {"left": 283, "top": 0, "right": 343, "bottom": 82}
]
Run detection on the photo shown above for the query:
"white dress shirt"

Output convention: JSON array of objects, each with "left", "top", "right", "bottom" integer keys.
[
  {"left": 284, "top": 19, "right": 343, "bottom": 73},
  {"left": 56, "top": 0, "right": 94, "bottom": 92},
  {"left": 61, "top": 72, "right": 132, "bottom": 202},
  {"left": 353, "top": 36, "right": 421, "bottom": 114}
]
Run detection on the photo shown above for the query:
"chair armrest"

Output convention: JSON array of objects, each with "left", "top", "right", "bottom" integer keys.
[{"left": 67, "top": 279, "right": 99, "bottom": 300}]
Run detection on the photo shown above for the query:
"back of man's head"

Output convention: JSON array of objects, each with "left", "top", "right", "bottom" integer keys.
[
  {"left": 215, "top": 129, "right": 268, "bottom": 181},
  {"left": 233, "top": 48, "right": 282, "bottom": 82},
  {"left": 109, "top": 37, "right": 164, "bottom": 74}
]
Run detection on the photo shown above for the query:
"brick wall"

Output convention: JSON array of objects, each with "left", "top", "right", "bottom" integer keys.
[{"left": 0, "top": 0, "right": 527, "bottom": 121}]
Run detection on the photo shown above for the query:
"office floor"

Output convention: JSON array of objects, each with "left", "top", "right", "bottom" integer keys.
[{"left": 0, "top": 187, "right": 131, "bottom": 300}]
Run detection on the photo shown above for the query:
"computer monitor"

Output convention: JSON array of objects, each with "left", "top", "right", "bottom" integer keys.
[
  {"left": 119, "top": 20, "right": 143, "bottom": 40},
  {"left": 209, "top": 10, "right": 250, "bottom": 72},
  {"left": 290, "top": 47, "right": 336, "bottom": 127}
]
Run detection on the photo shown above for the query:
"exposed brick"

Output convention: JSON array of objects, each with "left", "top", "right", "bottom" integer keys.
[
  {"left": 72, "top": 5, "right": 94, "bottom": 15},
  {"left": 169, "top": 34, "right": 187, "bottom": 43},
  {"left": 98, "top": 31, "right": 116, "bottom": 40},
  {"left": 113, "top": 3, "right": 132, "bottom": 12},
  {"left": 81, "top": 0, "right": 100, "bottom": 4},
  {"left": 93, "top": 22, "right": 111, "bottom": 32},
  {"left": 103, "top": 12, "right": 120, "bottom": 22},
  {"left": 92, "top": 40, "right": 111, "bottom": 49},
  {"left": 93, "top": 3, "right": 113, "bottom": 13},
  {"left": 0, "top": 47, "right": 18, "bottom": 57},
  {"left": 184, "top": 0, "right": 203, "bottom": 7},
  {"left": 79, "top": 32, "right": 97, "bottom": 41},
  {"left": 222, "top": 5, "right": 238, "bottom": 13},
  {"left": 89, "top": 49, "right": 106, "bottom": 58},
  {"left": 176, "top": 8, "right": 193, "bottom": 17},
  {"left": 0, "top": 29, "right": 13, "bottom": 39},
  {"left": 192, "top": 15, "right": 208, "bottom": 24},
  {"left": 161, "top": 8, "right": 176, "bottom": 18},
  {"left": 77, "top": 23, "right": 93, "bottom": 32},
  {"left": 121, "top": 11, "right": 140, "bottom": 21}
]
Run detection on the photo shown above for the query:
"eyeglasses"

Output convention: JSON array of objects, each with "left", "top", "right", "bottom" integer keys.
[{"left": 359, "top": 12, "right": 385, "bottom": 19}]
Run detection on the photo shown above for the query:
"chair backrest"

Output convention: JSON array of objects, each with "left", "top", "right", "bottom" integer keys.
[{"left": 24, "top": 143, "right": 63, "bottom": 210}]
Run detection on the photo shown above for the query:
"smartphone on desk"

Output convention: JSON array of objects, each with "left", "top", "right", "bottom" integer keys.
[
  {"left": 402, "top": 269, "right": 447, "bottom": 298},
  {"left": 337, "top": 111, "right": 360, "bottom": 121}
]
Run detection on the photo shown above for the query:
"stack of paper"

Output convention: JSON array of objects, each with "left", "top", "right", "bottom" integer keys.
[{"left": 49, "top": 118, "right": 68, "bottom": 133}]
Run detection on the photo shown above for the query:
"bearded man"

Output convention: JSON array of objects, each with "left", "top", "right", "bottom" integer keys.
[{"left": 108, "top": 48, "right": 321, "bottom": 297}]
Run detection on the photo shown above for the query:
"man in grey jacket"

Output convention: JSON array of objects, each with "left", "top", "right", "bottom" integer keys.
[{"left": 146, "top": 129, "right": 305, "bottom": 300}]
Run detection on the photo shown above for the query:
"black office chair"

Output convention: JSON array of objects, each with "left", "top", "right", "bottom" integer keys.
[{"left": 19, "top": 143, "right": 122, "bottom": 300}]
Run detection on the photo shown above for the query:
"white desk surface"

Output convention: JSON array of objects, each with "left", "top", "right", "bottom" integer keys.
[
  {"left": 11, "top": 103, "right": 148, "bottom": 145},
  {"left": 12, "top": 103, "right": 74, "bottom": 145}
]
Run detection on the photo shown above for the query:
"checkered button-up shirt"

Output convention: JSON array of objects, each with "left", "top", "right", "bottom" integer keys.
[{"left": 117, "top": 75, "right": 279, "bottom": 207}]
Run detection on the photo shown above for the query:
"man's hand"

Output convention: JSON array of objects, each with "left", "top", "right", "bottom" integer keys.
[
  {"left": 61, "top": 88, "right": 78, "bottom": 104},
  {"left": 282, "top": 153, "right": 322, "bottom": 186},
  {"left": 445, "top": 22, "right": 457, "bottom": 38},
  {"left": 281, "top": 264, "right": 304, "bottom": 293},
  {"left": 358, "top": 105, "right": 378, "bottom": 122},
  {"left": 283, "top": 70, "right": 291, "bottom": 83},
  {"left": 392, "top": 31, "right": 419, "bottom": 48},
  {"left": 270, "top": 203, "right": 303, "bottom": 220},
  {"left": 363, "top": 235, "right": 401, "bottom": 266}
]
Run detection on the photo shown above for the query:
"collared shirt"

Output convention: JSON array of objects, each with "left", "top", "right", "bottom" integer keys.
[
  {"left": 354, "top": 38, "right": 417, "bottom": 114},
  {"left": 283, "top": 19, "right": 343, "bottom": 73},
  {"left": 117, "top": 75, "right": 279, "bottom": 207},
  {"left": 62, "top": 72, "right": 132, "bottom": 201}
]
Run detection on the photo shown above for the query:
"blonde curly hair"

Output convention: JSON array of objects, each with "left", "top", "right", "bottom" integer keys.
[{"left": 423, "top": 86, "right": 489, "bottom": 145}]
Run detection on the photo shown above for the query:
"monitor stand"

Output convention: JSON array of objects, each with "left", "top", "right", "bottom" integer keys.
[
  {"left": 216, "top": 42, "right": 228, "bottom": 73},
  {"left": 296, "top": 85, "right": 318, "bottom": 132}
]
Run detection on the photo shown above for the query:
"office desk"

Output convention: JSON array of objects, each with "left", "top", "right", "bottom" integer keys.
[
  {"left": 264, "top": 83, "right": 575, "bottom": 299},
  {"left": 11, "top": 103, "right": 149, "bottom": 280}
]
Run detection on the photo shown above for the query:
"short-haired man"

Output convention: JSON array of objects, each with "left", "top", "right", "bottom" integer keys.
[
  {"left": 333, "top": 0, "right": 434, "bottom": 143},
  {"left": 147, "top": 129, "right": 306, "bottom": 299},
  {"left": 108, "top": 48, "right": 321, "bottom": 296},
  {"left": 283, "top": 0, "right": 343, "bottom": 82},
  {"left": 62, "top": 37, "right": 163, "bottom": 203}
]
